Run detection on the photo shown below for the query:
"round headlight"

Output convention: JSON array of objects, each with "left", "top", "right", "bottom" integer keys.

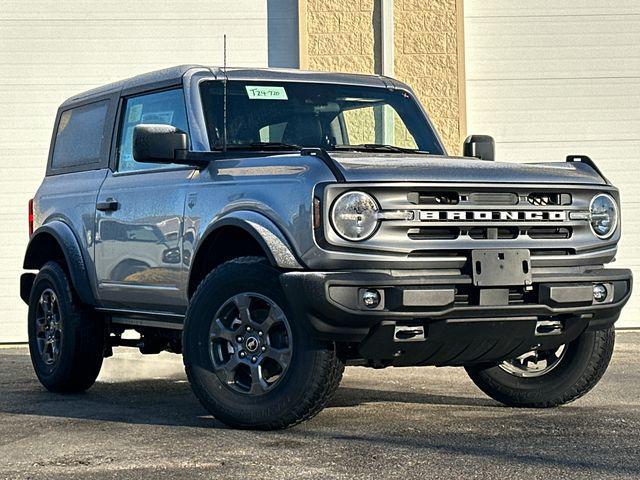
[
  {"left": 590, "top": 193, "right": 618, "bottom": 239},
  {"left": 330, "top": 191, "right": 379, "bottom": 241}
]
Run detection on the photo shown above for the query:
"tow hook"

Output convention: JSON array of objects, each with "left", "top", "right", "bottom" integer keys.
[
  {"left": 394, "top": 325, "right": 426, "bottom": 342},
  {"left": 535, "top": 320, "right": 563, "bottom": 336}
]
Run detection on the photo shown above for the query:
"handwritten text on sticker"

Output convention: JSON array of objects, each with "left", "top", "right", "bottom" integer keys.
[{"left": 245, "top": 86, "right": 288, "bottom": 100}]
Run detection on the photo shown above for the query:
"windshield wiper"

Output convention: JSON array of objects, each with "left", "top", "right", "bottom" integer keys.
[
  {"left": 333, "top": 143, "right": 430, "bottom": 154},
  {"left": 219, "top": 142, "right": 303, "bottom": 151}
]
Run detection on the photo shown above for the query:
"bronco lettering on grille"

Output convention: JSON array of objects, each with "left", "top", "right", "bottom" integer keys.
[{"left": 418, "top": 211, "right": 567, "bottom": 221}]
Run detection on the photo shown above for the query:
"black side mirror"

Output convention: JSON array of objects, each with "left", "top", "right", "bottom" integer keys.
[
  {"left": 133, "top": 124, "right": 189, "bottom": 164},
  {"left": 463, "top": 135, "right": 495, "bottom": 161}
]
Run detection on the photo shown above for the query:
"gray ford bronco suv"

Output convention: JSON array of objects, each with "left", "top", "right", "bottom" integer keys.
[{"left": 21, "top": 65, "right": 632, "bottom": 429}]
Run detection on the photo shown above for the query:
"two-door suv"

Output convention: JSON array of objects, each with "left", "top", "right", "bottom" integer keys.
[{"left": 21, "top": 65, "right": 632, "bottom": 429}]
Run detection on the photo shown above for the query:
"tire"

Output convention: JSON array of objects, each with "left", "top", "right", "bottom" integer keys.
[
  {"left": 183, "top": 256, "right": 344, "bottom": 430},
  {"left": 27, "top": 261, "right": 105, "bottom": 393},
  {"left": 465, "top": 327, "right": 615, "bottom": 408}
]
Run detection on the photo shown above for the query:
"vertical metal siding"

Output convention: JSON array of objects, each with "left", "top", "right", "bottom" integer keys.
[
  {"left": 0, "top": 0, "right": 298, "bottom": 342},
  {"left": 464, "top": 0, "right": 640, "bottom": 328}
]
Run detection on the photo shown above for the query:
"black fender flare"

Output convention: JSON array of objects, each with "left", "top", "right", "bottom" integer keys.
[
  {"left": 189, "top": 210, "right": 304, "bottom": 277},
  {"left": 23, "top": 221, "right": 97, "bottom": 306}
]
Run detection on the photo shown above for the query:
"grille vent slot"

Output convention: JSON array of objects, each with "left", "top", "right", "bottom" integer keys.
[
  {"left": 468, "top": 227, "right": 519, "bottom": 240},
  {"left": 527, "top": 227, "right": 572, "bottom": 239},
  {"left": 530, "top": 248, "right": 574, "bottom": 256},
  {"left": 466, "top": 192, "right": 518, "bottom": 205},
  {"left": 527, "top": 193, "right": 572, "bottom": 206},
  {"left": 408, "top": 227, "right": 460, "bottom": 240},
  {"left": 408, "top": 250, "right": 465, "bottom": 258},
  {"left": 408, "top": 191, "right": 459, "bottom": 205}
]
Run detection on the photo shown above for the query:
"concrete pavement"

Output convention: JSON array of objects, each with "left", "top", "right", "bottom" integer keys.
[{"left": 1, "top": 332, "right": 639, "bottom": 479}]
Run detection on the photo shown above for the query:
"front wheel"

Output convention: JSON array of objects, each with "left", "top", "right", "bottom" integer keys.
[
  {"left": 183, "top": 257, "right": 344, "bottom": 430},
  {"left": 465, "top": 327, "right": 615, "bottom": 408}
]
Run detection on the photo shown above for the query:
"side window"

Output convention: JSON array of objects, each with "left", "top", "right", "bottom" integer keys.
[
  {"left": 117, "top": 89, "right": 189, "bottom": 173},
  {"left": 51, "top": 100, "right": 109, "bottom": 169}
]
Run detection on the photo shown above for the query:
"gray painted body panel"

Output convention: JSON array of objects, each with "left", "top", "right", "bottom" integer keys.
[
  {"left": 330, "top": 152, "right": 606, "bottom": 185},
  {"left": 33, "top": 169, "right": 108, "bottom": 301},
  {"left": 95, "top": 168, "right": 192, "bottom": 312},
  {"left": 185, "top": 154, "right": 336, "bottom": 277}
]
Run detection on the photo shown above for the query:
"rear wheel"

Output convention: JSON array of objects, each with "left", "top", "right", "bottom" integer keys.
[
  {"left": 465, "top": 327, "right": 615, "bottom": 407},
  {"left": 28, "top": 261, "right": 105, "bottom": 393},
  {"left": 183, "top": 256, "right": 344, "bottom": 429}
]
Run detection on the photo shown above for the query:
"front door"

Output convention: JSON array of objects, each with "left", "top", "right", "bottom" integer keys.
[{"left": 94, "top": 88, "right": 193, "bottom": 313}]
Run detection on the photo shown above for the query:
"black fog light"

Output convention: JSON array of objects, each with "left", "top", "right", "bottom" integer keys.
[
  {"left": 593, "top": 283, "right": 608, "bottom": 303},
  {"left": 362, "top": 289, "right": 381, "bottom": 308}
]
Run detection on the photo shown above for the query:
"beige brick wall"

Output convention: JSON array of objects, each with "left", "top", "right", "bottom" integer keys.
[
  {"left": 394, "top": 0, "right": 465, "bottom": 153},
  {"left": 299, "top": 0, "right": 466, "bottom": 154},
  {"left": 303, "top": 0, "right": 379, "bottom": 74}
]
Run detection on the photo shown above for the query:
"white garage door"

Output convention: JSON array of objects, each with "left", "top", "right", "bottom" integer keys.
[
  {"left": 465, "top": 0, "right": 640, "bottom": 328},
  {"left": 0, "top": 0, "right": 298, "bottom": 343}
]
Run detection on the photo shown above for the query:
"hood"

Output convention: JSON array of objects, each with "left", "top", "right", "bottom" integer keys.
[{"left": 330, "top": 152, "right": 607, "bottom": 185}]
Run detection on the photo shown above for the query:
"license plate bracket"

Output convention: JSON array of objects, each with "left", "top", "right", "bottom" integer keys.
[{"left": 472, "top": 249, "right": 532, "bottom": 287}]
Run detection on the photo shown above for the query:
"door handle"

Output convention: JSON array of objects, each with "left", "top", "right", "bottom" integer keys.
[{"left": 96, "top": 199, "right": 119, "bottom": 212}]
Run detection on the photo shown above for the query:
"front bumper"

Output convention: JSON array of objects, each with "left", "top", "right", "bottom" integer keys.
[{"left": 280, "top": 267, "right": 632, "bottom": 366}]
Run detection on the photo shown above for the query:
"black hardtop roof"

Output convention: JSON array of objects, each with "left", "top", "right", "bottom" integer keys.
[{"left": 60, "top": 65, "right": 408, "bottom": 107}]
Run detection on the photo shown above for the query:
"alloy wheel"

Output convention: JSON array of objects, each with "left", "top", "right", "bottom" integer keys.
[
  {"left": 35, "top": 288, "right": 63, "bottom": 366},
  {"left": 499, "top": 345, "right": 567, "bottom": 378},
  {"left": 209, "top": 292, "right": 293, "bottom": 395}
]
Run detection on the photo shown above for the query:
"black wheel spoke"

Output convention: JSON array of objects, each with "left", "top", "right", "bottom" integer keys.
[
  {"left": 259, "top": 305, "right": 284, "bottom": 332},
  {"left": 35, "top": 317, "right": 47, "bottom": 334},
  {"left": 211, "top": 318, "right": 237, "bottom": 343},
  {"left": 233, "top": 293, "right": 252, "bottom": 325},
  {"left": 215, "top": 356, "right": 241, "bottom": 385},
  {"left": 248, "top": 364, "right": 269, "bottom": 395},
  {"left": 40, "top": 296, "right": 51, "bottom": 316},
  {"left": 264, "top": 347, "right": 291, "bottom": 370},
  {"left": 51, "top": 343, "right": 61, "bottom": 362}
]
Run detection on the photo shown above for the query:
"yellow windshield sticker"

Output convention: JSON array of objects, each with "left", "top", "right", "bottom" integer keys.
[{"left": 245, "top": 85, "right": 288, "bottom": 100}]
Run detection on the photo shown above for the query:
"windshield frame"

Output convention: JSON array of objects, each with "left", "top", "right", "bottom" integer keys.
[{"left": 197, "top": 78, "right": 447, "bottom": 156}]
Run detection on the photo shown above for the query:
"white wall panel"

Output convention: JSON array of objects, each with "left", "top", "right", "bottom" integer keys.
[
  {"left": 0, "top": 0, "right": 297, "bottom": 342},
  {"left": 465, "top": 1, "right": 640, "bottom": 328}
]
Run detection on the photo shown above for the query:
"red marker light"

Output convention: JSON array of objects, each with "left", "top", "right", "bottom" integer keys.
[{"left": 28, "top": 198, "right": 34, "bottom": 237}]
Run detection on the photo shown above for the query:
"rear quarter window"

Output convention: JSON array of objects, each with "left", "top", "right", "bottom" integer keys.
[{"left": 51, "top": 100, "right": 109, "bottom": 169}]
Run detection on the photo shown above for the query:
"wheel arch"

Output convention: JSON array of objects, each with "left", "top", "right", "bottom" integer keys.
[
  {"left": 187, "top": 211, "right": 303, "bottom": 298},
  {"left": 22, "top": 221, "right": 97, "bottom": 306}
]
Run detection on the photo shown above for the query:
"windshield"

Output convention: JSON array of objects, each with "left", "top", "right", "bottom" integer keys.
[{"left": 199, "top": 80, "right": 445, "bottom": 155}]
